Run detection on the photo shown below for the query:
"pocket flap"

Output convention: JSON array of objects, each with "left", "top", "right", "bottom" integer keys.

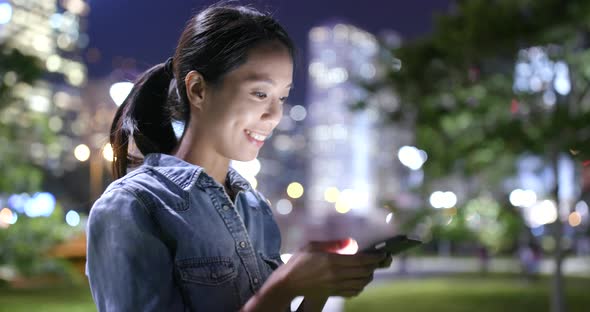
[{"left": 177, "top": 257, "right": 237, "bottom": 286}]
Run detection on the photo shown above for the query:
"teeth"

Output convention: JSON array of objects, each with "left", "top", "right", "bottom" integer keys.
[{"left": 246, "top": 130, "right": 267, "bottom": 141}]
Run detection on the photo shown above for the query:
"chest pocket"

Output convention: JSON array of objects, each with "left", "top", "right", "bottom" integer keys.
[
  {"left": 175, "top": 256, "right": 241, "bottom": 311},
  {"left": 176, "top": 256, "right": 237, "bottom": 286}
]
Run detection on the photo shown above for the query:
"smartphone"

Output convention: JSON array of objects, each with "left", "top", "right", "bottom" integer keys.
[{"left": 360, "top": 235, "right": 422, "bottom": 255}]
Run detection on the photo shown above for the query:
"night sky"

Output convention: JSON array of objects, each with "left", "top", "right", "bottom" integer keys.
[{"left": 86, "top": 0, "right": 450, "bottom": 103}]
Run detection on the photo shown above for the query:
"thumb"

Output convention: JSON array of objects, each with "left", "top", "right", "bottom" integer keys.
[{"left": 307, "top": 238, "right": 351, "bottom": 253}]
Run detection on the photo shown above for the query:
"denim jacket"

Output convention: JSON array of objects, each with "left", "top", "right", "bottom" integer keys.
[{"left": 86, "top": 153, "right": 284, "bottom": 311}]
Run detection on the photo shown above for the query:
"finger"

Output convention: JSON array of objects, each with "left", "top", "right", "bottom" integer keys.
[
  {"left": 335, "top": 289, "right": 363, "bottom": 298},
  {"left": 328, "top": 253, "right": 387, "bottom": 267},
  {"left": 307, "top": 238, "right": 349, "bottom": 252},
  {"left": 378, "top": 255, "right": 393, "bottom": 268},
  {"left": 335, "top": 274, "right": 373, "bottom": 289},
  {"left": 334, "top": 266, "right": 374, "bottom": 280},
  {"left": 332, "top": 278, "right": 372, "bottom": 297},
  {"left": 333, "top": 284, "right": 363, "bottom": 297}
]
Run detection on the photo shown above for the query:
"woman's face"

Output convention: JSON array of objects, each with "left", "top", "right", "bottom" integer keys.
[{"left": 195, "top": 41, "right": 293, "bottom": 162}]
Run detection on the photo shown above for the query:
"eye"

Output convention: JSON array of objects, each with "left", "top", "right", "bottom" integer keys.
[
  {"left": 252, "top": 91, "right": 267, "bottom": 99},
  {"left": 279, "top": 96, "right": 289, "bottom": 103}
]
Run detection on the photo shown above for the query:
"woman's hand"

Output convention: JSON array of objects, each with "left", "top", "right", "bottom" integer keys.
[
  {"left": 277, "top": 239, "right": 387, "bottom": 298},
  {"left": 377, "top": 252, "right": 393, "bottom": 269}
]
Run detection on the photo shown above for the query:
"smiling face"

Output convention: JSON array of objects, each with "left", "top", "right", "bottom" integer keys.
[{"left": 189, "top": 41, "right": 293, "bottom": 162}]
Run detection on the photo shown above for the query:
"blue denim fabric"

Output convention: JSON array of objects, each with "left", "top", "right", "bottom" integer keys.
[{"left": 86, "top": 153, "right": 284, "bottom": 311}]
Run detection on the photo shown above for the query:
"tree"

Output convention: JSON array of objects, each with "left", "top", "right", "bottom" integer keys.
[
  {"left": 0, "top": 46, "right": 80, "bottom": 283},
  {"left": 360, "top": 1, "right": 590, "bottom": 311},
  {"left": 0, "top": 45, "right": 46, "bottom": 193}
]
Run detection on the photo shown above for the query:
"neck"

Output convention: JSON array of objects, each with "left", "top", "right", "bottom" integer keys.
[{"left": 172, "top": 121, "right": 229, "bottom": 185}]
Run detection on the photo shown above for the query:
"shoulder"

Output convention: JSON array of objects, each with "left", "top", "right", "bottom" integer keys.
[
  {"left": 104, "top": 167, "right": 171, "bottom": 196},
  {"left": 88, "top": 182, "right": 149, "bottom": 229},
  {"left": 245, "top": 189, "right": 275, "bottom": 215},
  {"left": 251, "top": 189, "right": 271, "bottom": 206},
  {"left": 90, "top": 164, "right": 196, "bottom": 221},
  {"left": 89, "top": 167, "right": 165, "bottom": 222},
  {"left": 105, "top": 165, "right": 189, "bottom": 202},
  {"left": 86, "top": 176, "right": 168, "bottom": 263}
]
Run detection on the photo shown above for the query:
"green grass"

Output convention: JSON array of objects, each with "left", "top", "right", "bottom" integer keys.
[
  {"left": 1, "top": 275, "right": 589, "bottom": 312},
  {"left": 345, "top": 274, "right": 590, "bottom": 312},
  {"left": 0, "top": 285, "right": 95, "bottom": 312}
]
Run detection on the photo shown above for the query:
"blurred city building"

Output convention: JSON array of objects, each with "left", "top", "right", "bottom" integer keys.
[{"left": 261, "top": 23, "right": 411, "bottom": 250}]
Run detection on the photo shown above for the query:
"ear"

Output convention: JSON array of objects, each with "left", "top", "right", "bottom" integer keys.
[{"left": 184, "top": 70, "right": 207, "bottom": 110}]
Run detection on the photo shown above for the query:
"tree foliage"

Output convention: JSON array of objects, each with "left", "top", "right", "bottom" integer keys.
[
  {"left": 0, "top": 45, "right": 48, "bottom": 193},
  {"left": 366, "top": 0, "right": 590, "bottom": 188}
]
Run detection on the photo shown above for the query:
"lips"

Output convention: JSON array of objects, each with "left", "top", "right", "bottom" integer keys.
[
  {"left": 244, "top": 129, "right": 268, "bottom": 148},
  {"left": 245, "top": 129, "right": 269, "bottom": 141}
]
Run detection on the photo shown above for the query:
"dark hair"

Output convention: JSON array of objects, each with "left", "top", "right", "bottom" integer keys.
[{"left": 110, "top": 3, "right": 295, "bottom": 179}]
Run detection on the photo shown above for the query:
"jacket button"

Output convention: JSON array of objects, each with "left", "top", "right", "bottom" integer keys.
[
  {"left": 253, "top": 278, "right": 259, "bottom": 284},
  {"left": 239, "top": 241, "right": 247, "bottom": 248},
  {"left": 222, "top": 205, "right": 230, "bottom": 211}
]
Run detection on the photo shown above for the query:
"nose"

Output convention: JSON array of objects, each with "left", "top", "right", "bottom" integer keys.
[{"left": 261, "top": 97, "right": 283, "bottom": 128}]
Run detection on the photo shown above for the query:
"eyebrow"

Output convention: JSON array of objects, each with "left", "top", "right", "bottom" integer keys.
[{"left": 243, "top": 74, "right": 293, "bottom": 88}]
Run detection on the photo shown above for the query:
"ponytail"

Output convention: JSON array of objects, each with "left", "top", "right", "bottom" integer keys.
[{"left": 109, "top": 62, "right": 180, "bottom": 179}]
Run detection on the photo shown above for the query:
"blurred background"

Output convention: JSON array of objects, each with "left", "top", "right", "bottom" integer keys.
[{"left": 0, "top": 0, "right": 589, "bottom": 311}]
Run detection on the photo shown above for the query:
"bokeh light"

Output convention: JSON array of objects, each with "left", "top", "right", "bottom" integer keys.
[
  {"left": 63, "top": 0, "right": 89, "bottom": 15},
  {"left": 0, "top": 2, "right": 13, "bottom": 25},
  {"left": 526, "top": 200, "right": 558, "bottom": 227},
  {"left": 276, "top": 199, "right": 292, "bottom": 215},
  {"left": 231, "top": 158, "right": 261, "bottom": 178},
  {"left": 74, "top": 144, "right": 90, "bottom": 162},
  {"left": 429, "top": 191, "right": 457, "bottom": 209},
  {"left": 7, "top": 193, "right": 29, "bottom": 214},
  {"left": 109, "top": 82, "right": 134, "bottom": 106},
  {"left": 324, "top": 187, "right": 340, "bottom": 203},
  {"left": 102, "top": 143, "right": 113, "bottom": 162},
  {"left": 287, "top": 182, "right": 304, "bottom": 199},
  {"left": 247, "top": 176, "right": 258, "bottom": 189},
  {"left": 46, "top": 54, "right": 62, "bottom": 72},
  {"left": 0, "top": 208, "right": 17, "bottom": 225},
  {"left": 568, "top": 212, "right": 581, "bottom": 227},
  {"left": 509, "top": 189, "right": 537, "bottom": 207},
  {"left": 335, "top": 200, "right": 350, "bottom": 214},
  {"left": 513, "top": 47, "right": 571, "bottom": 100},
  {"left": 24, "top": 192, "right": 56, "bottom": 217},
  {"left": 575, "top": 200, "right": 588, "bottom": 217},
  {"left": 289, "top": 105, "right": 307, "bottom": 121},
  {"left": 397, "top": 145, "right": 427, "bottom": 170},
  {"left": 65, "top": 210, "right": 80, "bottom": 227}
]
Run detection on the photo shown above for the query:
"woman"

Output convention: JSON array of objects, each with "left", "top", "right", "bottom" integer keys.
[{"left": 86, "top": 3, "right": 389, "bottom": 311}]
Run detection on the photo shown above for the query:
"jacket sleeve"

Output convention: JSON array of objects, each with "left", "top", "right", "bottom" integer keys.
[{"left": 86, "top": 187, "right": 185, "bottom": 312}]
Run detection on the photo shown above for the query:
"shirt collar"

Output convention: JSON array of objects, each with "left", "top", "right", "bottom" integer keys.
[{"left": 143, "top": 153, "right": 252, "bottom": 192}]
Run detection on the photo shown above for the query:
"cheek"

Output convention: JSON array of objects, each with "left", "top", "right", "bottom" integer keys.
[
  {"left": 213, "top": 108, "right": 251, "bottom": 138},
  {"left": 205, "top": 92, "right": 262, "bottom": 133},
  {"left": 227, "top": 102, "right": 262, "bottom": 125}
]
